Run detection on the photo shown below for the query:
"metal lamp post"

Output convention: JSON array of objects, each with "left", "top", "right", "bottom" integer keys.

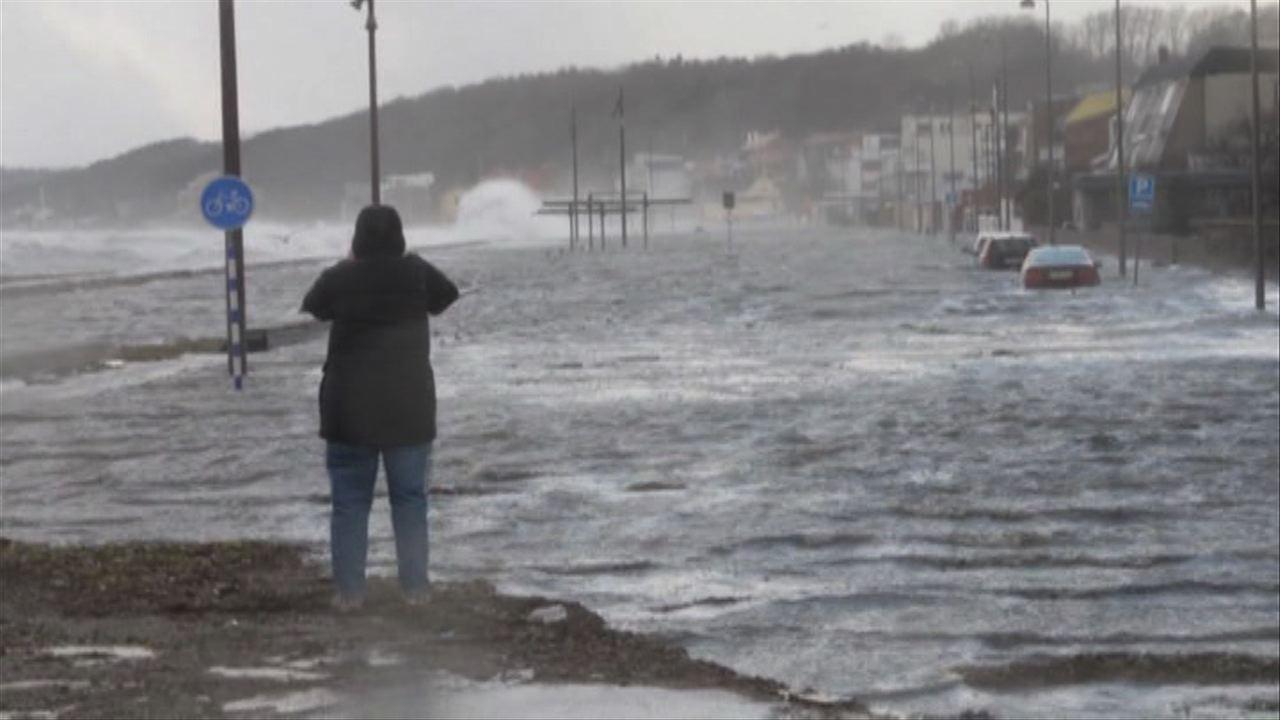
[
  {"left": 352, "top": 0, "right": 381, "bottom": 204},
  {"left": 1114, "top": 0, "right": 1128, "bottom": 277},
  {"left": 1249, "top": 0, "right": 1265, "bottom": 310},
  {"left": 1021, "top": 0, "right": 1054, "bottom": 243}
]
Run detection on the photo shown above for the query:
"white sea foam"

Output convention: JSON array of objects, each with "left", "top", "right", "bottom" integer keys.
[
  {"left": 222, "top": 688, "right": 342, "bottom": 715},
  {"left": 321, "top": 673, "right": 775, "bottom": 720},
  {"left": 1, "top": 179, "right": 561, "bottom": 284},
  {"left": 0, "top": 679, "right": 91, "bottom": 692},
  {"left": 43, "top": 645, "right": 155, "bottom": 661},
  {"left": 454, "top": 178, "right": 561, "bottom": 245},
  {"left": 207, "top": 666, "right": 328, "bottom": 682}
]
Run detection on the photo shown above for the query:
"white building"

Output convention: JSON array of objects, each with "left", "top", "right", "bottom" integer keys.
[
  {"left": 900, "top": 110, "right": 1029, "bottom": 232},
  {"left": 634, "top": 153, "right": 692, "bottom": 200}
]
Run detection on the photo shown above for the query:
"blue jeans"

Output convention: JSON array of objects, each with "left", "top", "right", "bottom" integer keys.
[{"left": 326, "top": 441, "right": 432, "bottom": 599}]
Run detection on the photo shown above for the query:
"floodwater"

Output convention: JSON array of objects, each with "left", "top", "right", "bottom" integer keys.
[{"left": 2, "top": 224, "right": 1278, "bottom": 718}]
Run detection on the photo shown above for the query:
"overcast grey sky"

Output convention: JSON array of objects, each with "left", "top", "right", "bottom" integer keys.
[{"left": 0, "top": 0, "right": 1239, "bottom": 169}]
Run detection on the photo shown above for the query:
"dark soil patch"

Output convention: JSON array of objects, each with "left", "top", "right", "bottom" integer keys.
[{"left": 0, "top": 538, "right": 873, "bottom": 719}]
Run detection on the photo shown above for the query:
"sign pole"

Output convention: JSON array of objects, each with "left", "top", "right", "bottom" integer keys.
[
  {"left": 570, "top": 104, "right": 579, "bottom": 251},
  {"left": 364, "top": 0, "right": 381, "bottom": 204},
  {"left": 218, "top": 0, "right": 247, "bottom": 390},
  {"left": 1133, "top": 228, "right": 1142, "bottom": 286},
  {"left": 1128, "top": 173, "right": 1155, "bottom": 288},
  {"left": 617, "top": 87, "right": 628, "bottom": 249},
  {"left": 1114, "top": 0, "right": 1128, "bottom": 278},
  {"left": 1249, "top": 0, "right": 1265, "bottom": 311},
  {"left": 723, "top": 191, "right": 735, "bottom": 250}
]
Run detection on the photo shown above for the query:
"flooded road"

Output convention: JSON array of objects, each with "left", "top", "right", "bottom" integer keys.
[{"left": 2, "top": 225, "right": 1277, "bottom": 717}]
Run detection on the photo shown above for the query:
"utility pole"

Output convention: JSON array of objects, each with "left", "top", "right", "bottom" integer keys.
[
  {"left": 915, "top": 123, "right": 925, "bottom": 233},
  {"left": 969, "top": 65, "right": 979, "bottom": 208},
  {"left": 992, "top": 90, "right": 1003, "bottom": 231},
  {"left": 1023, "top": 0, "right": 1055, "bottom": 243},
  {"left": 1115, "top": 0, "right": 1128, "bottom": 277},
  {"left": 896, "top": 152, "right": 905, "bottom": 231},
  {"left": 929, "top": 106, "right": 938, "bottom": 235},
  {"left": 570, "top": 104, "right": 580, "bottom": 251},
  {"left": 615, "top": 87, "right": 628, "bottom": 248},
  {"left": 948, "top": 94, "right": 957, "bottom": 241},
  {"left": 1044, "top": 0, "right": 1055, "bottom": 244},
  {"left": 646, "top": 136, "right": 654, "bottom": 244},
  {"left": 1001, "top": 43, "right": 1011, "bottom": 231},
  {"left": 985, "top": 122, "right": 993, "bottom": 215},
  {"left": 1249, "top": 0, "right": 1265, "bottom": 310},
  {"left": 353, "top": 0, "right": 381, "bottom": 204},
  {"left": 217, "top": 0, "right": 248, "bottom": 388}
]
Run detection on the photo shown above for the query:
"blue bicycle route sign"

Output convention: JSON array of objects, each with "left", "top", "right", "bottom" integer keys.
[
  {"left": 1129, "top": 173, "right": 1155, "bottom": 214},
  {"left": 200, "top": 175, "right": 254, "bottom": 230}
]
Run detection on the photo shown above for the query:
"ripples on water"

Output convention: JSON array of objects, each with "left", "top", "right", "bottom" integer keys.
[{"left": 2, "top": 226, "right": 1278, "bottom": 718}]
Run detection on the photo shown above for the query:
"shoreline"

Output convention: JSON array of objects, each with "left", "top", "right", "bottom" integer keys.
[{"left": 0, "top": 538, "right": 877, "bottom": 719}]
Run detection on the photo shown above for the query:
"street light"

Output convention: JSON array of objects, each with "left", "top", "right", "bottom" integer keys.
[
  {"left": 352, "top": 0, "right": 381, "bottom": 204},
  {"left": 1249, "top": 0, "right": 1264, "bottom": 310},
  {"left": 1114, "top": 0, "right": 1128, "bottom": 278},
  {"left": 1021, "top": 0, "right": 1054, "bottom": 244}
]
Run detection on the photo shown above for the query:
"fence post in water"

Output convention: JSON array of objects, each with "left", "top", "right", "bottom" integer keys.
[
  {"left": 567, "top": 206, "right": 575, "bottom": 252},
  {"left": 599, "top": 200, "right": 607, "bottom": 250},
  {"left": 643, "top": 192, "right": 649, "bottom": 250}
]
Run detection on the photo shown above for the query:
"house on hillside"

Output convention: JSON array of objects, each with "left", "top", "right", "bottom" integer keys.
[
  {"left": 736, "top": 175, "right": 784, "bottom": 218},
  {"left": 862, "top": 133, "right": 901, "bottom": 226},
  {"left": 1073, "top": 46, "right": 1280, "bottom": 231},
  {"left": 383, "top": 173, "right": 436, "bottom": 223},
  {"left": 1062, "top": 89, "right": 1128, "bottom": 173},
  {"left": 741, "top": 130, "right": 797, "bottom": 185},
  {"left": 799, "top": 131, "right": 863, "bottom": 224},
  {"left": 1024, "top": 94, "right": 1081, "bottom": 176},
  {"left": 633, "top": 153, "right": 692, "bottom": 200}
]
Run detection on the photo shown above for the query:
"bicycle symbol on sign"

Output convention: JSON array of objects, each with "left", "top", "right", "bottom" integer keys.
[
  {"left": 204, "top": 188, "right": 252, "bottom": 218},
  {"left": 200, "top": 176, "right": 254, "bottom": 230}
]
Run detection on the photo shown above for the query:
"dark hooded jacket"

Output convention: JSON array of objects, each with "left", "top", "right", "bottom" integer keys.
[{"left": 302, "top": 206, "right": 459, "bottom": 446}]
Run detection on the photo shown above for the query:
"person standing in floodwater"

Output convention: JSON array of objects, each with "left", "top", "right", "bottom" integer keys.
[{"left": 302, "top": 205, "right": 459, "bottom": 610}]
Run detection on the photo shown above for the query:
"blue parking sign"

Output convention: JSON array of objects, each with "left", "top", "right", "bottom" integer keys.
[
  {"left": 201, "top": 175, "right": 254, "bottom": 230},
  {"left": 1129, "top": 173, "right": 1155, "bottom": 214}
]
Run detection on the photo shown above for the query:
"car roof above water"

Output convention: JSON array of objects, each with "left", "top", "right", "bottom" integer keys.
[
  {"left": 978, "top": 232, "right": 1035, "bottom": 242},
  {"left": 1024, "top": 245, "right": 1094, "bottom": 267}
]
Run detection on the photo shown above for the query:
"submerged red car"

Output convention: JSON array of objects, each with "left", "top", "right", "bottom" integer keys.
[
  {"left": 978, "top": 233, "right": 1036, "bottom": 270},
  {"left": 1021, "top": 245, "right": 1101, "bottom": 289}
]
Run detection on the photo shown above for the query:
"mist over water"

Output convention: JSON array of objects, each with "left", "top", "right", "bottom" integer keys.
[
  {"left": 0, "top": 179, "right": 557, "bottom": 284},
  {"left": 0, "top": 225, "right": 1277, "bottom": 718}
]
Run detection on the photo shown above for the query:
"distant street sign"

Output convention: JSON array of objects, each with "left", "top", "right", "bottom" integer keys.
[
  {"left": 1129, "top": 173, "right": 1155, "bottom": 214},
  {"left": 723, "top": 191, "right": 735, "bottom": 211},
  {"left": 201, "top": 175, "right": 254, "bottom": 230}
]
